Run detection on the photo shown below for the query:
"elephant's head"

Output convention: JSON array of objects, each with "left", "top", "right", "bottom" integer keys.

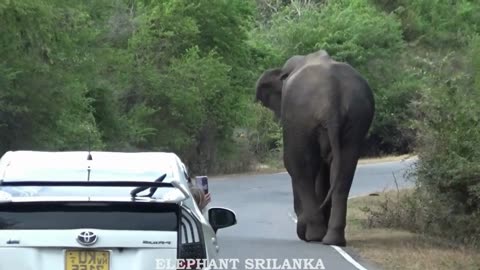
[
  {"left": 255, "top": 68, "right": 284, "bottom": 119},
  {"left": 255, "top": 55, "right": 306, "bottom": 119}
]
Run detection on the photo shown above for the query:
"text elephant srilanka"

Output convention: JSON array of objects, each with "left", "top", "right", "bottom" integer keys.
[
  {"left": 255, "top": 49, "right": 375, "bottom": 246},
  {"left": 155, "top": 258, "right": 326, "bottom": 270}
]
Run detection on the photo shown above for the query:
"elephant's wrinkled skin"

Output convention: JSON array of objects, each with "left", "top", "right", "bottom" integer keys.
[{"left": 255, "top": 50, "right": 375, "bottom": 246}]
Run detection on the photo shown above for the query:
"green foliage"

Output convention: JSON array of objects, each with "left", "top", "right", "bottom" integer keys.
[
  {"left": 252, "top": 0, "right": 404, "bottom": 64},
  {"left": 0, "top": 0, "right": 104, "bottom": 152},
  {"left": 363, "top": 188, "right": 480, "bottom": 247},
  {"left": 1, "top": 0, "right": 478, "bottom": 185},
  {"left": 128, "top": 0, "right": 200, "bottom": 69},
  {"left": 0, "top": 0, "right": 260, "bottom": 174},
  {"left": 414, "top": 36, "right": 480, "bottom": 212},
  {"left": 371, "top": 0, "right": 480, "bottom": 48},
  {"left": 245, "top": 103, "right": 283, "bottom": 161},
  {"left": 146, "top": 47, "right": 234, "bottom": 150},
  {"left": 366, "top": 36, "right": 480, "bottom": 247}
]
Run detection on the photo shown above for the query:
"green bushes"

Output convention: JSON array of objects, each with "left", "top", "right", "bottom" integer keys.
[
  {"left": 1, "top": 0, "right": 479, "bottom": 186},
  {"left": 0, "top": 0, "right": 104, "bottom": 152},
  {"left": 371, "top": 0, "right": 480, "bottom": 48},
  {"left": 0, "top": 0, "right": 260, "bottom": 174},
  {"left": 122, "top": 0, "right": 258, "bottom": 174},
  {"left": 364, "top": 36, "right": 480, "bottom": 247},
  {"left": 363, "top": 188, "right": 480, "bottom": 246},
  {"left": 414, "top": 36, "right": 480, "bottom": 240}
]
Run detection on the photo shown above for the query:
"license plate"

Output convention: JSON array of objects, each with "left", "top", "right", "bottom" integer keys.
[{"left": 65, "top": 249, "right": 110, "bottom": 270}]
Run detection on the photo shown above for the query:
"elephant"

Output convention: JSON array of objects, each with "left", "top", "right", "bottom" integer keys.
[{"left": 255, "top": 49, "right": 375, "bottom": 246}]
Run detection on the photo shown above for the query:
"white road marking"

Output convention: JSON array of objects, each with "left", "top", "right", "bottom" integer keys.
[
  {"left": 331, "top": 245, "right": 369, "bottom": 270},
  {"left": 286, "top": 195, "right": 370, "bottom": 270}
]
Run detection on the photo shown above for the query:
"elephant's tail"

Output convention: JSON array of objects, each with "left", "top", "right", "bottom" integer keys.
[{"left": 319, "top": 184, "right": 334, "bottom": 210}]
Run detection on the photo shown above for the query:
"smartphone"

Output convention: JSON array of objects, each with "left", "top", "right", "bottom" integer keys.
[{"left": 195, "top": 176, "right": 209, "bottom": 194}]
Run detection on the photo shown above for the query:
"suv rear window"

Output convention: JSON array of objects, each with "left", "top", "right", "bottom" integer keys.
[{"left": 0, "top": 202, "right": 179, "bottom": 231}]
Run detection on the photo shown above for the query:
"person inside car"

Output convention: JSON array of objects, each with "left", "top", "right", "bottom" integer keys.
[
  {"left": 184, "top": 170, "right": 211, "bottom": 211},
  {"left": 189, "top": 183, "right": 211, "bottom": 211}
]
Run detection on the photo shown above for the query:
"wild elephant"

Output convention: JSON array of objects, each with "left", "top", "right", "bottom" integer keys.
[{"left": 255, "top": 50, "right": 375, "bottom": 246}]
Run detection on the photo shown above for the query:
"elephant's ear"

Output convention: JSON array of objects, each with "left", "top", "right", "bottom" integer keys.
[
  {"left": 279, "top": 55, "right": 305, "bottom": 81},
  {"left": 255, "top": 68, "right": 284, "bottom": 118},
  {"left": 255, "top": 68, "right": 283, "bottom": 105}
]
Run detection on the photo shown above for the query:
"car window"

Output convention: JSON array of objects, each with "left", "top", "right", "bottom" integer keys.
[{"left": 0, "top": 201, "right": 179, "bottom": 231}]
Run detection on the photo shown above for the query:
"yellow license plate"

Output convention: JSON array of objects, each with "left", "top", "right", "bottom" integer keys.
[{"left": 65, "top": 250, "right": 110, "bottom": 270}]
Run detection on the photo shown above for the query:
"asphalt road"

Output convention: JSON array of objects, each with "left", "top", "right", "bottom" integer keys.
[{"left": 207, "top": 157, "right": 417, "bottom": 270}]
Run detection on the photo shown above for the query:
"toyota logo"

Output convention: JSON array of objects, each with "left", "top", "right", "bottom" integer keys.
[{"left": 77, "top": 231, "right": 98, "bottom": 246}]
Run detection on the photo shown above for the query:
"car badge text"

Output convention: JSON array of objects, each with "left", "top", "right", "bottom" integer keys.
[{"left": 76, "top": 231, "right": 98, "bottom": 246}]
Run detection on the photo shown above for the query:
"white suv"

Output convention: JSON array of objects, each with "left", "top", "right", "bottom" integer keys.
[{"left": 0, "top": 150, "right": 236, "bottom": 270}]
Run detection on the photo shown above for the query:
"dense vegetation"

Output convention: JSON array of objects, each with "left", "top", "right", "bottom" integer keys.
[
  {"left": 0, "top": 0, "right": 417, "bottom": 172},
  {"left": 361, "top": 0, "right": 480, "bottom": 247},
  {"left": 1, "top": 0, "right": 479, "bottom": 245},
  {"left": 0, "top": 0, "right": 260, "bottom": 174}
]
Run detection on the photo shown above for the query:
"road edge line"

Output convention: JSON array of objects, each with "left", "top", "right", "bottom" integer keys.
[{"left": 330, "top": 246, "right": 369, "bottom": 270}]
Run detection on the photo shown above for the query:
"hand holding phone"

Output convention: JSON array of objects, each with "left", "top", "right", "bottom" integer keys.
[{"left": 195, "top": 176, "right": 209, "bottom": 194}]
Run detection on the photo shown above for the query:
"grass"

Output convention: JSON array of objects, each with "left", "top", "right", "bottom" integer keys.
[{"left": 346, "top": 191, "right": 480, "bottom": 270}]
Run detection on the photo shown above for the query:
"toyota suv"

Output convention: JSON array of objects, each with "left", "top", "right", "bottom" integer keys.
[{"left": 0, "top": 150, "right": 236, "bottom": 270}]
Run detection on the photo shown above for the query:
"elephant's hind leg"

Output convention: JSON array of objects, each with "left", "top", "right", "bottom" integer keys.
[{"left": 322, "top": 141, "right": 361, "bottom": 246}]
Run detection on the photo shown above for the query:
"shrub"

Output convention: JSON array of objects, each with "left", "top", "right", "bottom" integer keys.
[
  {"left": 371, "top": 0, "right": 480, "bottom": 48},
  {"left": 364, "top": 36, "right": 480, "bottom": 247},
  {"left": 414, "top": 36, "right": 480, "bottom": 214}
]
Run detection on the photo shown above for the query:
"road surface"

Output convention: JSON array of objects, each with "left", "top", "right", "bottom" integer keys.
[{"left": 208, "top": 157, "right": 417, "bottom": 270}]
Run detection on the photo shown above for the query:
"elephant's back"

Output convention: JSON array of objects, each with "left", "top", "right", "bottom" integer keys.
[
  {"left": 330, "top": 62, "right": 375, "bottom": 126},
  {"left": 282, "top": 61, "right": 374, "bottom": 126},
  {"left": 331, "top": 62, "right": 375, "bottom": 110},
  {"left": 301, "top": 60, "right": 375, "bottom": 109},
  {"left": 281, "top": 63, "right": 338, "bottom": 125},
  {"left": 283, "top": 61, "right": 332, "bottom": 92}
]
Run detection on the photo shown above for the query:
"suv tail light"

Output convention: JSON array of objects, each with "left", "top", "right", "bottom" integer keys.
[{"left": 177, "top": 207, "right": 207, "bottom": 269}]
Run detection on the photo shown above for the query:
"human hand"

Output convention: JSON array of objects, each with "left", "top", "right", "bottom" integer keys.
[
  {"left": 204, "top": 192, "right": 211, "bottom": 204},
  {"left": 199, "top": 192, "right": 211, "bottom": 210}
]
